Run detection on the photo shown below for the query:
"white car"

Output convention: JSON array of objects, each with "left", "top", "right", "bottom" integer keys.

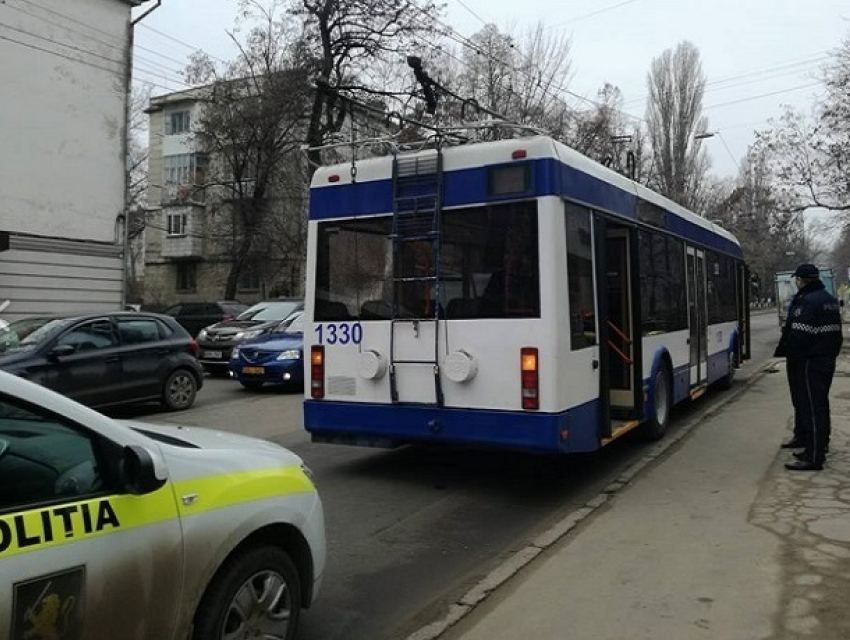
[{"left": 0, "top": 370, "right": 325, "bottom": 640}]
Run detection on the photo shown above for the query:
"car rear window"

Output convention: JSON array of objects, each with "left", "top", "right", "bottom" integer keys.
[{"left": 117, "top": 319, "right": 163, "bottom": 345}]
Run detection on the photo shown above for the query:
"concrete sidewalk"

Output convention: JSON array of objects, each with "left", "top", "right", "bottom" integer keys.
[{"left": 409, "top": 357, "right": 850, "bottom": 640}]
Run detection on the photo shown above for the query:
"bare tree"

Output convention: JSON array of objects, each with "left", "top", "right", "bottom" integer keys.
[
  {"left": 291, "top": 0, "right": 444, "bottom": 169},
  {"left": 708, "top": 147, "right": 806, "bottom": 295},
  {"left": 186, "top": 2, "right": 313, "bottom": 299},
  {"left": 645, "top": 41, "right": 709, "bottom": 208},
  {"left": 442, "top": 23, "right": 573, "bottom": 136},
  {"left": 752, "top": 32, "right": 850, "bottom": 213},
  {"left": 126, "top": 85, "right": 151, "bottom": 302}
]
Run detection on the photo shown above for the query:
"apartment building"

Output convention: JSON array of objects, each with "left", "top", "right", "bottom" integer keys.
[
  {"left": 0, "top": 0, "right": 143, "bottom": 320},
  {"left": 143, "top": 86, "right": 310, "bottom": 308}
]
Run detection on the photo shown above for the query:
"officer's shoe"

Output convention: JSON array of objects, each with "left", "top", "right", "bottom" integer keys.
[
  {"left": 785, "top": 458, "right": 823, "bottom": 471},
  {"left": 781, "top": 438, "right": 806, "bottom": 449}
]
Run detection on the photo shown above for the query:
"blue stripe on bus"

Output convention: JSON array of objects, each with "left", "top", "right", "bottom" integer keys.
[
  {"left": 304, "top": 398, "right": 604, "bottom": 453},
  {"left": 310, "top": 158, "right": 743, "bottom": 257}
]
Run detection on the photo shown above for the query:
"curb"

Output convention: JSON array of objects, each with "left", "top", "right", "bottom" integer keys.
[{"left": 404, "top": 359, "right": 778, "bottom": 640}]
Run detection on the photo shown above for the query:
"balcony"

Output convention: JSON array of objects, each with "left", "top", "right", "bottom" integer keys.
[
  {"left": 161, "top": 207, "right": 204, "bottom": 259},
  {"left": 162, "top": 183, "right": 206, "bottom": 206}
]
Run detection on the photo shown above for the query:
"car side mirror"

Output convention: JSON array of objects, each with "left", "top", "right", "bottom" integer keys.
[
  {"left": 122, "top": 445, "right": 167, "bottom": 495},
  {"left": 48, "top": 344, "right": 76, "bottom": 360}
]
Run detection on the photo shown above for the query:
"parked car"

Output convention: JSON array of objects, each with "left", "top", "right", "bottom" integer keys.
[
  {"left": 0, "top": 316, "right": 54, "bottom": 352},
  {"left": 162, "top": 301, "right": 248, "bottom": 338},
  {"left": 197, "top": 299, "right": 304, "bottom": 375},
  {"left": 0, "top": 369, "right": 325, "bottom": 639},
  {"left": 229, "top": 311, "right": 305, "bottom": 390},
  {"left": 0, "top": 311, "right": 203, "bottom": 410}
]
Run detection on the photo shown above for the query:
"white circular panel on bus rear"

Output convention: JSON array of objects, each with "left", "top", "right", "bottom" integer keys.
[{"left": 444, "top": 350, "right": 478, "bottom": 383}]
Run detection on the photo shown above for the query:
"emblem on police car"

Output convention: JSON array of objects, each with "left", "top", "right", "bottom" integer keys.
[{"left": 11, "top": 567, "right": 84, "bottom": 640}]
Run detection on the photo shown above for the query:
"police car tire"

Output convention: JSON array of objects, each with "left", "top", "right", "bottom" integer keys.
[
  {"left": 192, "top": 545, "right": 302, "bottom": 640},
  {"left": 161, "top": 368, "right": 198, "bottom": 411},
  {"left": 642, "top": 366, "right": 670, "bottom": 441}
]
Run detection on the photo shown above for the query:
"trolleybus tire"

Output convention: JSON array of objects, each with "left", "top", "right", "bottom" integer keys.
[
  {"left": 715, "top": 347, "right": 736, "bottom": 391},
  {"left": 642, "top": 366, "right": 671, "bottom": 441},
  {"left": 192, "top": 545, "right": 302, "bottom": 640}
]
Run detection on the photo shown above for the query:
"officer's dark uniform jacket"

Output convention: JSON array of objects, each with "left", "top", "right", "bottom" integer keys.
[{"left": 782, "top": 280, "right": 843, "bottom": 359}]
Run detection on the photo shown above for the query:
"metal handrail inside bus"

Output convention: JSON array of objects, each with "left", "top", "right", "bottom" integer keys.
[{"left": 606, "top": 320, "right": 633, "bottom": 364}]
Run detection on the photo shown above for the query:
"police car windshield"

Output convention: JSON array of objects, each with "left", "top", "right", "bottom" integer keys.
[{"left": 8, "top": 318, "right": 72, "bottom": 352}]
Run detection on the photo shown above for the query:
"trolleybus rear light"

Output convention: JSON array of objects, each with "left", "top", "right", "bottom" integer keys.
[
  {"left": 520, "top": 347, "right": 539, "bottom": 410},
  {"left": 512, "top": 149, "right": 527, "bottom": 160},
  {"left": 328, "top": 174, "right": 340, "bottom": 183},
  {"left": 311, "top": 346, "right": 325, "bottom": 399}
]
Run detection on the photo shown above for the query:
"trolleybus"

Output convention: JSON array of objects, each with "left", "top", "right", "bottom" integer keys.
[{"left": 302, "top": 135, "right": 750, "bottom": 453}]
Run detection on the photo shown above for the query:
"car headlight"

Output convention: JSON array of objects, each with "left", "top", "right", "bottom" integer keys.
[
  {"left": 235, "top": 329, "right": 261, "bottom": 341},
  {"left": 231, "top": 347, "right": 240, "bottom": 360},
  {"left": 276, "top": 349, "right": 300, "bottom": 361},
  {"left": 197, "top": 328, "right": 208, "bottom": 341}
]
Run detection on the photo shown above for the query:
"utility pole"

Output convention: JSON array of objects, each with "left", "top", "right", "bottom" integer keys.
[{"left": 122, "top": 1, "right": 161, "bottom": 308}]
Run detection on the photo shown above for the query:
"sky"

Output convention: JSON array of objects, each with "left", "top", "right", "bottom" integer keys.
[{"left": 132, "top": 0, "right": 850, "bottom": 180}]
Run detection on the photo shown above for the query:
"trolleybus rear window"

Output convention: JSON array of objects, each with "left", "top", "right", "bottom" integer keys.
[{"left": 314, "top": 201, "right": 540, "bottom": 321}]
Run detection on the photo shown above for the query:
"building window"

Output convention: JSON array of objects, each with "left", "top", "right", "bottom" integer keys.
[
  {"left": 176, "top": 263, "right": 197, "bottom": 292},
  {"left": 164, "top": 154, "right": 197, "bottom": 186},
  {"left": 166, "top": 212, "right": 187, "bottom": 236},
  {"left": 238, "top": 265, "right": 261, "bottom": 292},
  {"left": 165, "top": 110, "right": 191, "bottom": 135}
]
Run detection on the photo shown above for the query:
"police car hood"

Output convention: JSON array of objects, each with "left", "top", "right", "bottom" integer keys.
[{"left": 121, "top": 420, "right": 303, "bottom": 466}]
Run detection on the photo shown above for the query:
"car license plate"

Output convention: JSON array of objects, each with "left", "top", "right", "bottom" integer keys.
[
  {"left": 204, "top": 350, "right": 223, "bottom": 359},
  {"left": 242, "top": 366, "right": 265, "bottom": 375}
]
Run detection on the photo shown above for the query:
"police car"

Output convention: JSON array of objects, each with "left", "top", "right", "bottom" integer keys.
[{"left": 0, "top": 370, "right": 325, "bottom": 640}]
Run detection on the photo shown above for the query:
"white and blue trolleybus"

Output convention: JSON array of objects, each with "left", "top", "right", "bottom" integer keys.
[{"left": 303, "top": 135, "right": 751, "bottom": 453}]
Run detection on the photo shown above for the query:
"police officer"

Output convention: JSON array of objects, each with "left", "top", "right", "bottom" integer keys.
[{"left": 775, "top": 263, "right": 843, "bottom": 471}]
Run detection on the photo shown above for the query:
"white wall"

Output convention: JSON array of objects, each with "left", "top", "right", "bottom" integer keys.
[{"left": 0, "top": 0, "right": 130, "bottom": 244}]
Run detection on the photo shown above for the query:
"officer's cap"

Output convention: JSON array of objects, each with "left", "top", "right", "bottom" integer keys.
[{"left": 792, "top": 263, "right": 819, "bottom": 279}]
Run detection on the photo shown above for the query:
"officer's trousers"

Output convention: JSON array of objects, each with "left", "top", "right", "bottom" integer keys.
[{"left": 786, "top": 356, "right": 836, "bottom": 465}]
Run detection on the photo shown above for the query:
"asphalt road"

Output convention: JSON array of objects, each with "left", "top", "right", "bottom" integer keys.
[{"left": 107, "top": 310, "right": 781, "bottom": 640}]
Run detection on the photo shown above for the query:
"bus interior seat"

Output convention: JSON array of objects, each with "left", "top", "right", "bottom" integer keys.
[
  {"left": 446, "top": 298, "right": 479, "bottom": 319},
  {"left": 360, "top": 300, "right": 392, "bottom": 320},
  {"left": 315, "top": 300, "right": 352, "bottom": 320}
]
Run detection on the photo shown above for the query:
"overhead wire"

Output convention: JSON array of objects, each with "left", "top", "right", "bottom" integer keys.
[
  {"left": 405, "top": 1, "right": 646, "bottom": 122},
  {"left": 3, "top": 0, "right": 195, "bottom": 87}
]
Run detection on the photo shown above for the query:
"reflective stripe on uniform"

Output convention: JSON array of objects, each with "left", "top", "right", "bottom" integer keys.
[
  {"left": 790, "top": 322, "right": 842, "bottom": 334},
  {"left": 0, "top": 466, "right": 313, "bottom": 559}
]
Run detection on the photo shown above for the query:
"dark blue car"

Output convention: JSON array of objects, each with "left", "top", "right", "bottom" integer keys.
[{"left": 229, "top": 312, "right": 304, "bottom": 390}]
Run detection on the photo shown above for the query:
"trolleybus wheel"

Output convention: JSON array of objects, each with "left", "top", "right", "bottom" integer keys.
[
  {"left": 643, "top": 366, "right": 671, "bottom": 441},
  {"left": 715, "top": 347, "right": 736, "bottom": 391}
]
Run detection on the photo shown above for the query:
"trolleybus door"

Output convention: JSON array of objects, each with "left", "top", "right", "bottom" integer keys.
[
  {"left": 603, "top": 227, "right": 642, "bottom": 420},
  {"left": 686, "top": 246, "right": 708, "bottom": 387}
]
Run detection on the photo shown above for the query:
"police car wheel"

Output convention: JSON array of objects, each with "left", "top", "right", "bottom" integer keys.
[
  {"left": 193, "top": 545, "right": 302, "bottom": 640},
  {"left": 161, "top": 369, "right": 198, "bottom": 411}
]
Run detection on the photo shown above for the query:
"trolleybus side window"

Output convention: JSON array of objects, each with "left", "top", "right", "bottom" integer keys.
[
  {"left": 706, "top": 251, "right": 738, "bottom": 324},
  {"left": 638, "top": 230, "right": 688, "bottom": 335},
  {"left": 565, "top": 205, "right": 596, "bottom": 349}
]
